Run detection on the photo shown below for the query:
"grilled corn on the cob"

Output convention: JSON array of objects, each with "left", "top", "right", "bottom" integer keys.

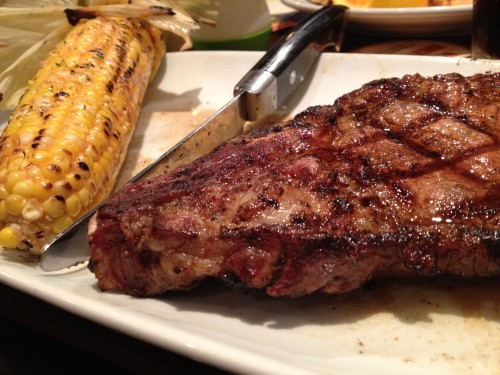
[{"left": 0, "top": 16, "right": 165, "bottom": 253}]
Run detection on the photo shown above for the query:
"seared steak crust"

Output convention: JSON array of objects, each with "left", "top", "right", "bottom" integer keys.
[{"left": 89, "top": 72, "right": 500, "bottom": 297}]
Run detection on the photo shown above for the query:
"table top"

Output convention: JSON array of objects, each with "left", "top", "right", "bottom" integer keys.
[{"left": 0, "top": 3, "right": 480, "bottom": 375}]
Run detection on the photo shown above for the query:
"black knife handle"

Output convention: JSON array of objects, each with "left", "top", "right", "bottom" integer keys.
[
  {"left": 251, "top": 5, "right": 347, "bottom": 75},
  {"left": 234, "top": 5, "right": 347, "bottom": 121}
]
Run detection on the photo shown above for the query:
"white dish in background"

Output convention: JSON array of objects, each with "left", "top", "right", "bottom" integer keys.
[
  {"left": 280, "top": 0, "right": 472, "bottom": 36},
  {"left": 267, "top": 0, "right": 296, "bottom": 14},
  {"left": 1, "top": 52, "right": 500, "bottom": 375}
]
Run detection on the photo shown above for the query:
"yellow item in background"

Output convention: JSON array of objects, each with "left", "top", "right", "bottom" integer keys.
[
  {"left": 333, "top": 0, "right": 370, "bottom": 7},
  {"left": 311, "top": 0, "right": 470, "bottom": 7},
  {"left": 366, "top": 0, "right": 428, "bottom": 7}
]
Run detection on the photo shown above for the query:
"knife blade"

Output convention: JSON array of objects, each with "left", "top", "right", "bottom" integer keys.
[{"left": 40, "top": 5, "right": 347, "bottom": 272}]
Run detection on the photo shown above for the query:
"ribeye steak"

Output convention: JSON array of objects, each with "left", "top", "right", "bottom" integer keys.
[{"left": 88, "top": 72, "right": 500, "bottom": 297}]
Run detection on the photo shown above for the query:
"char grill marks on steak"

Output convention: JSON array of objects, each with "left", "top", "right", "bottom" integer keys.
[{"left": 88, "top": 72, "right": 500, "bottom": 297}]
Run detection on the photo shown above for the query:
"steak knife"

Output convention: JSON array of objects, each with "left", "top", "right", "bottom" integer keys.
[{"left": 40, "top": 5, "right": 347, "bottom": 272}]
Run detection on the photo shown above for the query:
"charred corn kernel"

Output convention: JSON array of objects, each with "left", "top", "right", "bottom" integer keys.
[
  {"left": 34, "top": 180, "right": 54, "bottom": 201},
  {"left": 77, "top": 153, "right": 95, "bottom": 171},
  {"left": 53, "top": 155, "right": 72, "bottom": 175},
  {"left": 53, "top": 180, "right": 73, "bottom": 198},
  {"left": 0, "top": 17, "right": 165, "bottom": 252},
  {"left": 40, "top": 168, "right": 57, "bottom": 182},
  {"left": 66, "top": 173, "right": 83, "bottom": 192},
  {"left": 43, "top": 196, "right": 66, "bottom": 219},
  {"left": 57, "top": 140, "right": 81, "bottom": 158},
  {"left": 0, "top": 226, "right": 19, "bottom": 249}
]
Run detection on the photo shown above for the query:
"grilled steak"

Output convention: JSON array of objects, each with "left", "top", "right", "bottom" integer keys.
[{"left": 88, "top": 72, "right": 500, "bottom": 297}]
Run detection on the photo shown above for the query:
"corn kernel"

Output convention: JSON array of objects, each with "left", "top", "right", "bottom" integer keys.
[
  {"left": 26, "top": 165, "right": 42, "bottom": 180},
  {"left": 21, "top": 199, "right": 43, "bottom": 222},
  {"left": 77, "top": 188, "right": 91, "bottom": 208},
  {"left": 77, "top": 153, "right": 94, "bottom": 171},
  {"left": 100, "top": 156, "right": 111, "bottom": 177},
  {"left": 34, "top": 180, "right": 54, "bottom": 201},
  {"left": 102, "top": 150, "right": 116, "bottom": 170},
  {"left": 52, "top": 155, "right": 71, "bottom": 175},
  {"left": 63, "top": 132, "right": 86, "bottom": 152},
  {"left": 51, "top": 215, "right": 73, "bottom": 234},
  {"left": 66, "top": 173, "right": 83, "bottom": 192},
  {"left": 88, "top": 179, "right": 97, "bottom": 197},
  {"left": 0, "top": 226, "right": 19, "bottom": 248},
  {"left": 32, "top": 150, "right": 53, "bottom": 166},
  {"left": 7, "top": 157, "right": 27, "bottom": 172},
  {"left": 41, "top": 163, "right": 65, "bottom": 181},
  {"left": 58, "top": 140, "right": 81, "bottom": 158},
  {"left": 18, "top": 132, "right": 36, "bottom": 147},
  {"left": 65, "top": 195, "right": 82, "bottom": 218},
  {"left": 4, "top": 172, "right": 22, "bottom": 192},
  {"left": 90, "top": 163, "right": 104, "bottom": 187},
  {"left": 86, "top": 142, "right": 101, "bottom": 161},
  {"left": 5, "top": 194, "right": 26, "bottom": 216},
  {"left": 53, "top": 180, "right": 73, "bottom": 198},
  {"left": 43, "top": 195, "right": 66, "bottom": 218},
  {"left": 12, "top": 180, "right": 35, "bottom": 198},
  {"left": 33, "top": 134, "right": 55, "bottom": 149}
]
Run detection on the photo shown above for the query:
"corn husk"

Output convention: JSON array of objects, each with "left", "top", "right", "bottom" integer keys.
[{"left": 0, "top": 0, "right": 219, "bottom": 110}]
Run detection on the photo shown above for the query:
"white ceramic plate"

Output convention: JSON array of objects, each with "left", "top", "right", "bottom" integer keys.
[
  {"left": 280, "top": 0, "right": 472, "bottom": 36},
  {"left": 1, "top": 52, "right": 500, "bottom": 375}
]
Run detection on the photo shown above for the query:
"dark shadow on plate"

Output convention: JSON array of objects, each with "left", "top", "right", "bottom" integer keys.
[{"left": 156, "top": 276, "right": 500, "bottom": 329}]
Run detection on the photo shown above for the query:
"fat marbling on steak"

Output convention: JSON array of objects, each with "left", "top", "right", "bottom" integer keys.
[{"left": 88, "top": 72, "right": 500, "bottom": 297}]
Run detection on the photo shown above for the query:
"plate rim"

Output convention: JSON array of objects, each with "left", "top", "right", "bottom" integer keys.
[
  {"left": 1, "top": 51, "right": 499, "bottom": 375},
  {"left": 280, "top": 0, "right": 472, "bottom": 14},
  {"left": 280, "top": 0, "right": 472, "bottom": 36}
]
